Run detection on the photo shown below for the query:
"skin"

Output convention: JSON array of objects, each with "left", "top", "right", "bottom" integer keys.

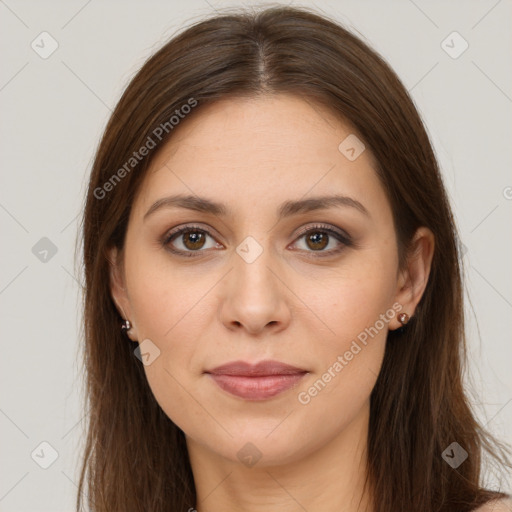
[
  {"left": 475, "top": 500, "right": 512, "bottom": 512},
  {"left": 109, "top": 94, "right": 435, "bottom": 512}
]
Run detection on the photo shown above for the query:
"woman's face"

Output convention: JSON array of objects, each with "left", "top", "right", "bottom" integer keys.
[{"left": 109, "top": 94, "right": 430, "bottom": 467}]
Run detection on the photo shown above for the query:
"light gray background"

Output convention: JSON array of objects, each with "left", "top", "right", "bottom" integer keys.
[{"left": 1, "top": 0, "right": 511, "bottom": 510}]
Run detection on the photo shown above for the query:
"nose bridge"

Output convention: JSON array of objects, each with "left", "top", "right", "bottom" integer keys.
[
  {"left": 232, "top": 234, "right": 280, "bottom": 299},
  {"left": 218, "top": 232, "right": 291, "bottom": 333}
]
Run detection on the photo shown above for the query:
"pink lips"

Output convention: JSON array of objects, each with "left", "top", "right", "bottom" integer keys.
[{"left": 205, "top": 360, "right": 308, "bottom": 400}]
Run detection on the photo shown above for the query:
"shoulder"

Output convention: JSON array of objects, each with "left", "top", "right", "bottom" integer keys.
[{"left": 473, "top": 497, "right": 512, "bottom": 512}]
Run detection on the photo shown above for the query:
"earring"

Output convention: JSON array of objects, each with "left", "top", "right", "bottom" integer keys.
[
  {"left": 121, "top": 319, "right": 132, "bottom": 333},
  {"left": 398, "top": 313, "right": 410, "bottom": 326}
]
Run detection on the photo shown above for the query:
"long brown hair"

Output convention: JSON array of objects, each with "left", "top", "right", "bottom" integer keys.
[{"left": 78, "top": 5, "right": 511, "bottom": 511}]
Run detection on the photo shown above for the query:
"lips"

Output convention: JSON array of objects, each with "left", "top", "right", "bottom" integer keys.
[{"left": 205, "top": 360, "right": 308, "bottom": 400}]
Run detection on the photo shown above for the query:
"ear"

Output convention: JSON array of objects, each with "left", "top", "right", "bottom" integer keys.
[
  {"left": 391, "top": 226, "right": 435, "bottom": 330},
  {"left": 107, "top": 246, "right": 138, "bottom": 341}
]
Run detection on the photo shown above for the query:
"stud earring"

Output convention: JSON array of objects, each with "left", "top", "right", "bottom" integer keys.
[
  {"left": 121, "top": 319, "right": 132, "bottom": 333},
  {"left": 397, "top": 313, "right": 410, "bottom": 326}
]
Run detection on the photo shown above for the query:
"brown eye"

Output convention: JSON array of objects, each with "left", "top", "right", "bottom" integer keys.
[
  {"left": 164, "top": 226, "right": 221, "bottom": 256},
  {"left": 291, "top": 224, "right": 352, "bottom": 256},
  {"left": 305, "top": 231, "right": 329, "bottom": 251},
  {"left": 163, "top": 223, "right": 351, "bottom": 258},
  {"left": 181, "top": 230, "right": 207, "bottom": 250}
]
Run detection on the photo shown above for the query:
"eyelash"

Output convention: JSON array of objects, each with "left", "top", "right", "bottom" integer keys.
[{"left": 161, "top": 223, "right": 353, "bottom": 259}]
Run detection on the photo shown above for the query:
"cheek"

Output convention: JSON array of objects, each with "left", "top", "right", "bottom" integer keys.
[
  {"left": 128, "top": 274, "right": 211, "bottom": 380},
  {"left": 127, "top": 275, "right": 210, "bottom": 435},
  {"left": 291, "top": 334, "right": 385, "bottom": 459},
  {"left": 326, "top": 277, "right": 396, "bottom": 341},
  {"left": 123, "top": 254, "right": 219, "bottom": 423},
  {"left": 291, "top": 255, "right": 395, "bottom": 408},
  {"left": 298, "top": 254, "right": 397, "bottom": 347},
  {"left": 304, "top": 278, "right": 391, "bottom": 393},
  {"left": 125, "top": 249, "right": 216, "bottom": 340},
  {"left": 293, "top": 276, "right": 392, "bottom": 430}
]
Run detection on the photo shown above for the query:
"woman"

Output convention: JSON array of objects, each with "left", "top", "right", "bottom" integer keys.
[{"left": 78, "top": 5, "right": 511, "bottom": 511}]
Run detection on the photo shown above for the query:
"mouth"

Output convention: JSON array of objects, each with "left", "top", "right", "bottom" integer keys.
[{"left": 204, "top": 360, "right": 308, "bottom": 401}]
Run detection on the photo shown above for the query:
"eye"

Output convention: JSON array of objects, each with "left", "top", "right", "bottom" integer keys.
[
  {"left": 163, "top": 225, "right": 222, "bottom": 257},
  {"left": 162, "top": 223, "right": 352, "bottom": 258},
  {"left": 290, "top": 224, "right": 352, "bottom": 256}
]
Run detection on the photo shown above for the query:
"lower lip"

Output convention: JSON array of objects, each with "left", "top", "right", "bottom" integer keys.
[{"left": 207, "top": 373, "right": 307, "bottom": 400}]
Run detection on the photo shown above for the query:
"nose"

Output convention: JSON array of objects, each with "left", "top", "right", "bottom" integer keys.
[{"left": 218, "top": 245, "right": 292, "bottom": 336}]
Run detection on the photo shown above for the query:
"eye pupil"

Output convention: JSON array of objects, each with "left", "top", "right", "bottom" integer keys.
[
  {"left": 306, "top": 231, "right": 328, "bottom": 250},
  {"left": 184, "top": 230, "right": 206, "bottom": 250}
]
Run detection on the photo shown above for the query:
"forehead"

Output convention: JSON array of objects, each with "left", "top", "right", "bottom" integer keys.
[{"left": 133, "top": 94, "right": 388, "bottom": 221}]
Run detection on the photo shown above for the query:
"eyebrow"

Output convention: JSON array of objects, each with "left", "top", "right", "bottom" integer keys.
[{"left": 143, "top": 193, "right": 370, "bottom": 221}]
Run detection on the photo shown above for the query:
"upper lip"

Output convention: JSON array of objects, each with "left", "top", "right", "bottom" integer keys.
[{"left": 206, "top": 360, "right": 307, "bottom": 377}]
